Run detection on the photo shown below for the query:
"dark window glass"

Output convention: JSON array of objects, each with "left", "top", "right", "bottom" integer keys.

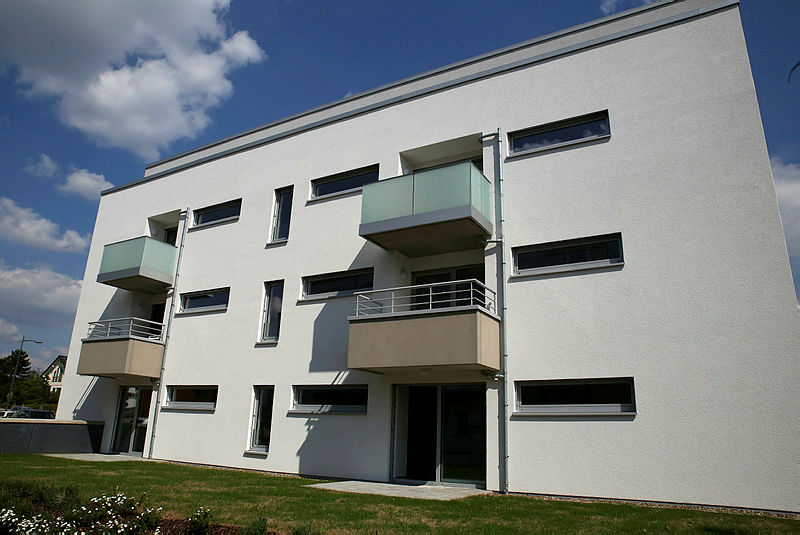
[
  {"left": 164, "top": 227, "right": 178, "bottom": 245},
  {"left": 272, "top": 187, "right": 293, "bottom": 241},
  {"left": 263, "top": 281, "right": 284, "bottom": 341},
  {"left": 194, "top": 199, "right": 241, "bottom": 225},
  {"left": 306, "top": 269, "right": 373, "bottom": 296},
  {"left": 312, "top": 165, "right": 379, "bottom": 197},
  {"left": 297, "top": 386, "right": 368, "bottom": 408},
  {"left": 516, "top": 234, "right": 621, "bottom": 272},
  {"left": 171, "top": 387, "right": 218, "bottom": 404},
  {"left": 520, "top": 380, "right": 632, "bottom": 407},
  {"left": 252, "top": 386, "right": 274, "bottom": 450},
  {"left": 183, "top": 288, "right": 230, "bottom": 310},
  {"left": 510, "top": 112, "right": 609, "bottom": 154}
]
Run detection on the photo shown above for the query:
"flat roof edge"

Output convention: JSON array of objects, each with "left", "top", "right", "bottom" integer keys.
[{"left": 103, "top": 0, "right": 739, "bottom": 196}]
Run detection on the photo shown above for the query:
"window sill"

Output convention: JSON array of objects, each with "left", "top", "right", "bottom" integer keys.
[
  {"left": 287, "top": 408, "right": 367, "bottom": 416},
  {"left": 297, "top": 292, "right": 361, "bottom": 304},
  {"left": 265, "top": 239, "right": 288, "bottom": 249},
  {"left": 505, "top": 133, "right": 611, "bottom": 160},
  {"left": 161, "top": 405, "right": 216, "bottom": 412},
  {"left": 188, "top": 216, "right": 240, "bottom": 232},
  {"left": 512, "top": 411, "right": 636, "bottom": 417},
  {"left": 174, "top": 306, "right": 228, "bottom": 317},
  {"left": 305, "top": 187, "right": 363, "bottom": 205},
  {"left": 510, "top": 261, "right": 624, "bottom": 280},
  {"left": 243, "top": 449, "right": 268, "bottom": 457},
  {"left": 254, "top": 340, "right": 278, "bottom": 347}
]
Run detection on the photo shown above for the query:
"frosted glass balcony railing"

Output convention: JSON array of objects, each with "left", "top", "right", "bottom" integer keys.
[
  {"left": 359, "top": 162, "right": 493, "bottom": 257},
  {"left": 97, "top": 236, "right": 177, "bottom": 293}
]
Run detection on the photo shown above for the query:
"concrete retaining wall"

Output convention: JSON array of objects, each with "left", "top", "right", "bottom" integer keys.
[{"left": 0, "top": 420, "right": 104, "bottom": 454}]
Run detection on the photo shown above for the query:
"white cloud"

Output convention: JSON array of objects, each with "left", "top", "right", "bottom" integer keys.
[
  {"left": 58, "top": 169, "right": 113, "bottom": 200},
  {"left": 0, "top": 318, "right": 22, "bottom": 348},
  {"left": 24, "top": 153, "right": 58, "bottom": 178},
  {"left": 0, "top": 260, "right": 81, "bottom": 329},
  {"left": 34, "top": 346, "right": 68, "bottom": 372},
  {"left": 0, "top": 197, "right": 90, "bottom": 252},
  {"left": 0, "top": 1, "right": 265, "bottom": 160},
  {"left": 771, "top": 157, "right": 800, "bottom": 259},
  {"left": 600, "top": 0, "right": 654, "bottom": 16}
]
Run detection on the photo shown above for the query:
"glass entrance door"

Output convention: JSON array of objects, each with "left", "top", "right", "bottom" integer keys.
[
  {"left": 112, "top": 387, "right": 152, "bottom": 454},
  {"left": 393, "top": 383, "right": 486, "bottom": 485}
]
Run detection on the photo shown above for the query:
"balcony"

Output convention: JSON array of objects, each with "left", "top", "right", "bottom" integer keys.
[
  {"left": 359, "top": 162, "right": 493, "bottom": 257},
  {"left": 77, "top": 318, "right": 165, "bottom": 380},
  {"left": 96, "top": 236, "right": 177, "bottom": 294},
  {"left": 347, "top": 279, "right": 501, "bottom": 373}
]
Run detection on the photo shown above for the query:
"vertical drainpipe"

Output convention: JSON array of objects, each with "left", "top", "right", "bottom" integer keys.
[
  {"left": 147, "top": 207, "right": 189, "bottom": 459},
  {"left": 494, "top": 128, "right": 510, "bottom": 494}
]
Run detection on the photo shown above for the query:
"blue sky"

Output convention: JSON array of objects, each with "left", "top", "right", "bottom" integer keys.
[{"left": 0, "top": 0, "right": 798, "bottom": 369}]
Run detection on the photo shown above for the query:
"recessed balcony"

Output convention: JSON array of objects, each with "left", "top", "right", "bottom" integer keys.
[
  {"left": 97, "top": 236, "right": 177, "bottom": 294},
  {"left": 347, "top": 279, "right": 501, "bottom": 373},
  {"left": 359, "top": 162, "right": 493, "bottom": 257},
  {"left": 77, "top": 318, "right": 165, "bottom": 381}
]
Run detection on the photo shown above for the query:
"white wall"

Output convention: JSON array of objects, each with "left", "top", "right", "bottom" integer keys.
[{"left": 57, "top": 2, "right": 798, "bottom": 511}]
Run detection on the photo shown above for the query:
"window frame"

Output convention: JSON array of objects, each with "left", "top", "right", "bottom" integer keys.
[
  {"left": 179, "top": 287, "right": 230, "bottom": 314},
  {"left": 512, "top": 233, "right": 623, "bottom": 277},
  {"left": 291, "top": 385, "right": 368, "bottom": 414},
  {"left": 270, "top": 186, "right": 293, "bottom": 243},
  {"left": 302, "top": 268, "right": 373, "bottom": 300},
  {"left": 164, "top": 385, "right": 219, "bottom": 411},
  {"left": 507, "top": 110, "right": 610, "bottom": 157},
  {"left": 310, "top": 165, "right": 379, "bottom": 200},
  {"left": 248, "top": 386, "right": 275, "bottom": 453},
  {"left": 260, "top": 280, "right": 284, "bottom": 343},
  {"left": 192, "top": 199, "right": 242, "bottom": 229},
  {"left": 515, "top": 377, "right": 636, "bottom": 416}
]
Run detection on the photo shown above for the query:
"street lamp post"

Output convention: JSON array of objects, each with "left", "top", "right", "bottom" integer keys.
[{"left": 5, "top": 337, "right": 43, "bottom": 408}]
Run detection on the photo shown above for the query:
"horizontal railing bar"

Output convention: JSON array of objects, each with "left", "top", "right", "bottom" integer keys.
[
  {"left": 354, "top": 278, "right": 491, "bottom": 296},
  {"left": 87, "top": 316, "right": 164, "bottom": 326}
]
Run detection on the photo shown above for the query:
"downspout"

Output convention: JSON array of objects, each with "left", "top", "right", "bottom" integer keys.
[
  {"left": 147, "top": 207, "right": 189, "bottom": 459},
  {"left": 494, "top": 128, "right": 510, "bottom": 494}
]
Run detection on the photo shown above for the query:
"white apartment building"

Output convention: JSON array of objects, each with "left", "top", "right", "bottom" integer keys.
[{"left": 57, "top": 0, "right": 799, "bottom": 512}]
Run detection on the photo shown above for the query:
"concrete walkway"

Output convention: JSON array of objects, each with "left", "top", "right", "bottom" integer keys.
[
  {"left": 306, "top": 480, "right": 489, "bottom": 501},
  {"left": 43, "top": 453, "right": 152, "bottom": 462}
]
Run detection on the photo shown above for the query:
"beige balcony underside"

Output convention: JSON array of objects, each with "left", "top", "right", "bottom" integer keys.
[
  {"left": 77, "top": 338, "right": 164, "bottom": 381},
  {"left": 348, "top": 308, "right": 501, "bottom": 373}
]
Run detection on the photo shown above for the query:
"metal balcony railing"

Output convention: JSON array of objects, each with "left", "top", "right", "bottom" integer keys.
[
  {"left": 85, "top": 317, "right": 164, "bottom": 342},
  {"left": 354, "top": 279, "right": 496, "bottom": 317}
]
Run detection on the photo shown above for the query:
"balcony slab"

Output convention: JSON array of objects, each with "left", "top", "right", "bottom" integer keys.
[{"left": 78, "top": 338, "right": 164, "bottom": 381}]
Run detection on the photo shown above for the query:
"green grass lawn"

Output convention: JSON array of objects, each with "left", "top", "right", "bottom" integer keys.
[{"left": 0, "top": 454, "right": 795, "bottom": 533}]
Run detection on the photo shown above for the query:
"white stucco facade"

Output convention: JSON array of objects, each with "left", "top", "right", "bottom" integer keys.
[{"left": 57, "top": 0, "right": 799, "bottom": 512}]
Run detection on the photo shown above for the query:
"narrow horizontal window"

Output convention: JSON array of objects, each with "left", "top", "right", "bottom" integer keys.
[
  {"left": 261, "top": 281, "right": 284, "bottom": 341},
  {"left": 303, "top": 268, "right": 373, "bottom": 298},
  {"left": 311, "top": 165, "right": 379, "bottom": 198},
  {"left": 516, "top": 377, "right": 635, "bottom": 415},
  {"left": 194, "top": 199, "right": 241, "bottom": 226},
  {"left": 509, "top": 111, "right": 609, "bottom": 155},
  {"left": 513, "top": 233, "right": 622, "bottom": 275},
  {"left": 271, "top": 186, "right": 293, "bottom": 242},
  {"left": 167, "top": 386, "right": 218, "bottom": 409},
  {"left": 250, "top": 386, "right": 274, "bottom": 452},
  {"left": 181, "top": 288, "right": 230, "bottom": 312},
  {"left": 293, "top": 385, "right": 368, "bottom": 413}
]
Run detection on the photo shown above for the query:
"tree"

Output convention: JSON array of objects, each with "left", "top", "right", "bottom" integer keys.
[{"left": 1, "top": 349, "right": 33, "bottom": 407}]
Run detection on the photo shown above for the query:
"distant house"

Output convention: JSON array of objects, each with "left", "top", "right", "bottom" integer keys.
[{"left": 42, "top": 355, "right": 67, "bottom": 394}]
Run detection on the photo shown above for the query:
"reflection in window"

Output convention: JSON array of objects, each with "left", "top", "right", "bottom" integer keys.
[
  {"left": 271, "top": 187, "right": 293, "bottom": 241},
  {"left": 509, "top": 111, "right": 609, "bottom": 154},
  {"left": 312, "top": 165, "right": 379, "bottom": 197},
  {"left": 181, "top": 288, "right": 230, "bottom": 311},
  {"left": 194, "top": 199, "right": 241, "bottom": 226},
  {"left": 261, "top": 281, "right": 284, "bottom": 341}
]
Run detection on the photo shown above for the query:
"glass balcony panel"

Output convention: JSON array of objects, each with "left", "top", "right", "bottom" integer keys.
[
  {"left": 142, "top": 238, "right": 179, "bottom": 278},
  {"left": 98, "top": 237, "right": 147, "bottom": 274},
  {"left": 97, "top": 236, "right": 177, "bottom": 293},
  {"left": 470, "top": 164, "right": 493, "bottom": 222},
  {"left": 361, "top": 174, "right": 413, "bottom": 224},
  {"left": 412, "top": 162, "right": 472, "bottom": 215}
]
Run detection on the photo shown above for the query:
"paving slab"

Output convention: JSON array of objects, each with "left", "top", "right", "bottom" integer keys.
[
  {"left": 307, "top": 480, "right": 489, "bottom": 500},
  {"left": 43, "top": 453, "right": 151, "bottom": 462}
]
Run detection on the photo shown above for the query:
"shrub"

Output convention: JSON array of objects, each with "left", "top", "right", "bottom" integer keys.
[{"left": 185, "top": 506, "right": 212, "bottom": 535}]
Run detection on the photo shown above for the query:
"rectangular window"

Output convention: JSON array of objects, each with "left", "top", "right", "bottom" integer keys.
[
  {"left": 167, "top": 386, "right": 218, "bottom": 410},
  {"left": 516, "top": 378, "right": 635, "bottom": 415},
  {"left": 509, "top": 111, "right": 610, "bottom": 155},
  {"left": 293, "top": 385, "right": 368, "bottom": 414},
  {"left": 250, "top": 386, "right": 274, "bottom": 452},
  {"left": 513, "top": 233, "right": 622, "bottom": 276},
  {"left": 261, "top": 281, "right": 284, "bottom": 342},
  {"left": 311, "top": 165, "right": 379, "bottom": 198},
  {"left": 181, "top": 288, "right": 230, "bottom": 312},
  {"left": 194, "top": 199, "right": 241, "bottom": 226},
  {"left": 303, "top": 268, "right": 373, "bottom": 298},
  {"left": 270, "top": 186, "right": 293, "bottom": 242}
]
